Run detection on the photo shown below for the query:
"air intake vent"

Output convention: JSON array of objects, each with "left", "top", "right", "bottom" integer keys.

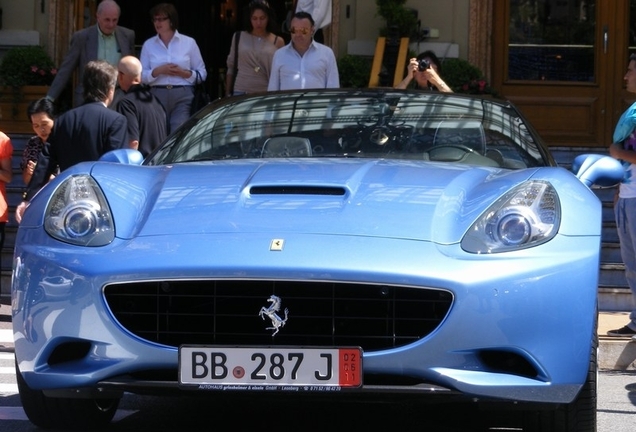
[{"left": 250, "top": 186, "right": 346, "bottom": 196}]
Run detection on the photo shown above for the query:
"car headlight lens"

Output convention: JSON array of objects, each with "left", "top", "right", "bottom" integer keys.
[
  {"left": 44, "top": 175, "right": 114, "bottom": 246},
  {"left": 461, "top": 180, "right": 560, "bottom": 253}
]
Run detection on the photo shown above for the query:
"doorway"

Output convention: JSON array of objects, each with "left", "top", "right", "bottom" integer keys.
[
  {"left": 492, "top": 0, "right": 634, "bottom": 148},
  {"left": 116, "top": 1, "right": 291, "bottom": 100}
]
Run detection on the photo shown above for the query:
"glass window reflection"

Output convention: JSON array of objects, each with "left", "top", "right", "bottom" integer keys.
[{"left": 508, "top": 0, "right": 595, "bottom": 82}]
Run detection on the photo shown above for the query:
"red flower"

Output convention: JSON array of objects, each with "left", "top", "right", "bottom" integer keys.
[{"left": 26, "top": 64, "right": 56, "bottom": 85}]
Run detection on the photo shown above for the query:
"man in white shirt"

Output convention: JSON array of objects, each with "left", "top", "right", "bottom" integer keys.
[
  {"left": 268, "top": 11, "right": 339, "bottom": 91},
  {"left": 295, "top": 0, "right": 331, "bottom": 43}
]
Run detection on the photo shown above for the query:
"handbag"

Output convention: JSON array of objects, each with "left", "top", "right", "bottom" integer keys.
[
  {"left": 190, "top": 70, "right": 211, "bottom": 115},
  {"left": 228, "top": 31, "right": 241, "bottom": 96}
]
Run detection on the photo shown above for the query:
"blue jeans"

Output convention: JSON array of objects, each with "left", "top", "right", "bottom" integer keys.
[{"left": 615, "top": 197, "right": 636, "bottom": 328}]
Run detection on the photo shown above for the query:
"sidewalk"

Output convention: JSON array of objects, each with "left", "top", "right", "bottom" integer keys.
[
  {"left": 598, "top": 311, "right": 636, "bottom": 371},
  {"left": 0, "top": 302, "right": 634, "bottom": 370},
  {"left": 0, "top": 302, "right": 12, "bottom": 353}
]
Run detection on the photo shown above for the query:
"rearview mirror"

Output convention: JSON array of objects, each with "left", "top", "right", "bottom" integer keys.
[
  {"left": 99, "top": 149, "right": 144, "bottom": 166},
  {"left": 571, "top": 154, "right": 623, "bottom": 187}
]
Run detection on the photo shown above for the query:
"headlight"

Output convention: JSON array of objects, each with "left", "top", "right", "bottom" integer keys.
[
  {"left": 461, "top": 180, "right": 560, "bottom": 254},
  {"left": 44, "top": 175, "right": 114, "bottom": 246}
]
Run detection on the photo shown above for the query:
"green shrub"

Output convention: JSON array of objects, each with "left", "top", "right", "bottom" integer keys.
[
  {"left": 338, "top": 55, "right": 373, "bottom": 88},
  {"left": 376, "top": 0, "right": 419, "bottom": 37},
  {"left": 0, "top": 45, "right": 56, "bottom": 88},
  {"left": 442, "top": 58, "right": 498, "bottom": 97}
]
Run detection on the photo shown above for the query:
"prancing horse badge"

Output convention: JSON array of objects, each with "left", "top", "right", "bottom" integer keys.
[
  {"left": 270, "top": 239, "right": 284, "bottom": 251},
  {"left": 258, "top": 295, "right": 289, "bottom": 336}
]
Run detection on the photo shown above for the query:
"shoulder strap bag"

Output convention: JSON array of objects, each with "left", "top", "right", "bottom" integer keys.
[
  {"left": 190, "top": 70, "right": 211, "bottom": 115},
  {"left": 229, "top": 31, "right": 241, "bottom": 96}
]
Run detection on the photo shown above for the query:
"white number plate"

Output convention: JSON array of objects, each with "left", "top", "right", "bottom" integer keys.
[{"left": 179, "top": 346, "right": 362, "bottom": 390}]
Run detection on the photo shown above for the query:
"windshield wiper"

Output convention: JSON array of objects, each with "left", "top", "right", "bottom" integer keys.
[{"left": 188, "top": 154, "right": 240, "bottom": 162}]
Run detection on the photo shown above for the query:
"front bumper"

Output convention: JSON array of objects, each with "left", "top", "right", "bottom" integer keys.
[{"left": 12, "top": 231, "right": 598, "bottom": 404}]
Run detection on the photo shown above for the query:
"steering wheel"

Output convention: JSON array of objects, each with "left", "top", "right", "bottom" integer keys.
[
  {"left": 357, "top": 116, "right": 379, "bottom": 126},
  {"left": 428, "top": 144, "right": 477, "bottom": 161}
]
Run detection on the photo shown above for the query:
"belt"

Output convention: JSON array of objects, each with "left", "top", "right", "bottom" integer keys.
[{"left": 152, "top": 85, "right": 189, "bottom": 89}]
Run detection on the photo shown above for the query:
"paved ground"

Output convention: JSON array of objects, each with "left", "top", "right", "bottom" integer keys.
[
  {"left": 0, "top": 302, "right": 11, "bottom": 354},
  {"left": 598, "top": 311, "right": 636, "bottom": 370}
]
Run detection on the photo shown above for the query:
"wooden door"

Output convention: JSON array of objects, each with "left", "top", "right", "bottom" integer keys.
[{"left": 492, "top": 0, "right": 631, "bottom": 148}]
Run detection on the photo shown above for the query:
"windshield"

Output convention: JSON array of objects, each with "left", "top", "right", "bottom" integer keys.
[{"left": 146, "top": 89, "right": 552, "bottom": 169}]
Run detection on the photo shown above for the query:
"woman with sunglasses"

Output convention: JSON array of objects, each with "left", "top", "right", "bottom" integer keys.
[
  {"left": 226, "top": 1, "right": 284, "bottom": 97},
  {"left": 268, "top": 11, "right": 339, "bottom": 90},
  {"left": 140, "top": 3, "right": 207, "bottom": 134}
]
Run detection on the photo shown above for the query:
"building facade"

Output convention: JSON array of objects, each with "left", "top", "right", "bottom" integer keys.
[{"left": 0, "top": 1, "right": 631, "bottom": 308}]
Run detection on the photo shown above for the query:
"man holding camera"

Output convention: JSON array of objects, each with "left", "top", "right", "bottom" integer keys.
[{"left": 395, "top": 50, "right": 453, "bottom": 92}]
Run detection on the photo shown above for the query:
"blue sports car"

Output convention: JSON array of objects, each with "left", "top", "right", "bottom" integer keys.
[{"left": 11, "top": 89, "right": 622, "bottom": 430}]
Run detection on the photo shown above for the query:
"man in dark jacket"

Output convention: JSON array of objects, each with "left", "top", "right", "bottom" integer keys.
[
  {"left": 114, "top": 56, "right": 167, "bottom": 157},
  {"left": 47, "top": 0, "right": 135, "bottom": 107},
  {"left": 16, "top": 60, "right": 128, "bottom": 222}
]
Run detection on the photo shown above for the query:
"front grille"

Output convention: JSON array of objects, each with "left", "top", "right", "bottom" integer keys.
[{"left": 103, "top": 280, "right": 452, "bottom": 352}]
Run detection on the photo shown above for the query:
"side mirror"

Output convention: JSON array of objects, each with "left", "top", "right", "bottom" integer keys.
[
  {"left": 99, "top": 149, "right": 144, "bottom": 165},
  {"left": 571, "top": 154, "right": 623, "bottom": 187}
]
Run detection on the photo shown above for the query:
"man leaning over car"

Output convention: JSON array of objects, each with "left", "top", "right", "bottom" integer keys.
[{"left": 15, "top": 60, "right": 128, "bottom": 223}]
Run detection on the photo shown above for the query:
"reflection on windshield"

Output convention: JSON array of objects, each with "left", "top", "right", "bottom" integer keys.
[{"left": 146, "top": 90, "right": 549, "bottom": 170}]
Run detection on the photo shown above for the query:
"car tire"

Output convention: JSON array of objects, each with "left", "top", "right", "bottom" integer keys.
[
  {"left": 15, "top": 358, "right": 120, "bottom": 430},
  {"left": 521, "top": 332, "right": 598, "bottom": 432}
]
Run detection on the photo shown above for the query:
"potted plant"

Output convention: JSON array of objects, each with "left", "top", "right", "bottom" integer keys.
[
  {"left": 0, "top": 45, "right": 57, "bottom": 133},
  {"left": 338, "top": 55, "right": 373, "bottom": 88},
  {"left": 375, "top": 0, "right": 419, "bottom": 38}
]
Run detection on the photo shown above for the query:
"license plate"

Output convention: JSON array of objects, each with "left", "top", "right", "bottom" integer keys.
[{"left": 179, "top": 346, "right": 362, "bottom": 391}]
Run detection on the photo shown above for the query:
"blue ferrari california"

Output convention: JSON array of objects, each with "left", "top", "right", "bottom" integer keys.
[{"left": 12, "top": 89, "right": 623, "bottom": 430}]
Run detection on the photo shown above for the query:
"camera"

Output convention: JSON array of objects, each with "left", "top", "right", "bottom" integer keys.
[{"left": 418, "top": 59, "right": 431, "bottom": 71}]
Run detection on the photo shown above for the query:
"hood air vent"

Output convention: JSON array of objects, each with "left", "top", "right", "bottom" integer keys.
[{"left": 250, "top": 186, "right": 346, "bottom": 196}]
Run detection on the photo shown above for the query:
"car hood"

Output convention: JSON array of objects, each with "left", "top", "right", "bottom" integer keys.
[{"left": 92, "top": 159, "right": 540, "bottom": 244}]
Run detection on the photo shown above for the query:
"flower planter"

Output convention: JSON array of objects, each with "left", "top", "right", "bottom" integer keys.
[{"left": 0, "top": 85, "right": 49, "bottom": 134}]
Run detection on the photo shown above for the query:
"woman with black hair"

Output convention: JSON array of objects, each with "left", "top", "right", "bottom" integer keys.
[
  {"left": 22, "top": 97, "right": 56, "bottom": 185},
  {"left": 226, "top": 0, "right": 285, "bottom": 96}
]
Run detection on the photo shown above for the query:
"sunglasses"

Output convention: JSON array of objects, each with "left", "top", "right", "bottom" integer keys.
[
  {"left": 152, "top": 16, "right": 169, "bottom": 23},
  {"left": 290, "top": 27, "right": 312, "bottom": 35}
]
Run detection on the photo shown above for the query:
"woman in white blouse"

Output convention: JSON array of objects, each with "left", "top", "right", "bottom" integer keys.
[{"left": 140, "top": 3, "right": 207, "bottom": 133}]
